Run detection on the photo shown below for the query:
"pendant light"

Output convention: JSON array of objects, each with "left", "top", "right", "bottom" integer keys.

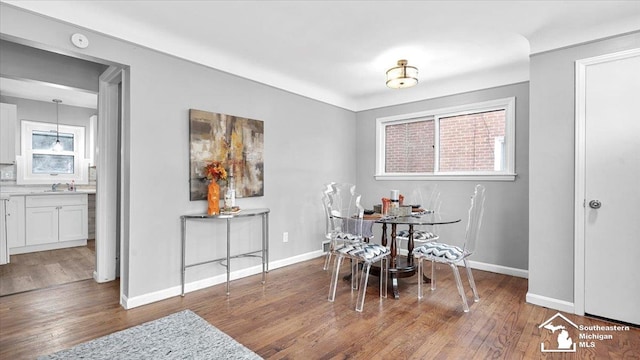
[{"left": 52, "top": 99, "right": 63, "bottom": 152}]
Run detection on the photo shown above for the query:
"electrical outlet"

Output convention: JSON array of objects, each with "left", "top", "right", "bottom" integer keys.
[{"left": 283, "top": 232, "right": 289, "bottom": 243}]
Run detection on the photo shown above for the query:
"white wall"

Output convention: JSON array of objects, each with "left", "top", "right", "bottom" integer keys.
[
  {"left": 1, "top": 4, "right": 357, "bottom": 302},
  {"left": 355, "top": 82, "right": 530, "bottom": 273},
  {"left": 528, "top": 31, "right": 640, "bottom": 309}
]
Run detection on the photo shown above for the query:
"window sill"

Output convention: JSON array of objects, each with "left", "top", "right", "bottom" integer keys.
[{"left": 374, "top": 173, "right": 517, "bottom": 181}]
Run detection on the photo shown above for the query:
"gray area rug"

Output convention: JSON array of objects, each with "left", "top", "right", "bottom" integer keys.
[{"left": 38, "top": 309, "right": 262, "bottom": 359}]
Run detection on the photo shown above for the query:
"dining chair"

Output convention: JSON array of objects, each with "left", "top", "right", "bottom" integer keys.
[
  {"left": 413, "top": 184, "right": 486, "bottom": 312},
  {"left": 396, "top": 185, "right": 441, "bottom": 245},
  {"left": 322, "top": 182, "right": 357, "bottom": 270},
  {"left": 327, "top": 190, "right": 390, "bottom": 312},
  {"left": 322, "top": 182, "right": 337, "bottom": 270},
  {"left": 325, "top": 183, "right": 363, "bottom": 288}
]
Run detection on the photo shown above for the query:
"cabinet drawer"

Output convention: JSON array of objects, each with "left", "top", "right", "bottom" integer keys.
[{"left": 26, "top": 194, "right": 88, "bottom": 208}]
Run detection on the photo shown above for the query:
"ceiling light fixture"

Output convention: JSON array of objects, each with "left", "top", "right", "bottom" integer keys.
[
  {"left": 52, "top": 99, "right": 63, "bottom": 152},
  {"left": 386, "top": 59, "right": 418, "bottom": 89}
]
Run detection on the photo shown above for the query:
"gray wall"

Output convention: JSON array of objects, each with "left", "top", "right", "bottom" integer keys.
[
  {"left": 528, "top": 31, "right": 640, "bottom": 304},
  {"left": 0, "top": 95, "right": 96, "bottom": 157},
  {"left": 355, "top": 82, "right": 530, "bottom": 272},
  {"left": 1, "top": 4, "right": 357, "bottom": 301},
  {"left": 357, "top": 83, "right": 529, "bottom": 270},
  {"left": 0, "top": 39, "right": 107, "bottom": 92}
]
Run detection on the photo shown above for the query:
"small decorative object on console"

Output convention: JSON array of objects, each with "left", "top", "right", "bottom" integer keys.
[
  {"left": 221, "top": 206, "right": 241, "bottom": 215},
  {"left": 204, "top": 161, "right": 227, "bottom": 215}
]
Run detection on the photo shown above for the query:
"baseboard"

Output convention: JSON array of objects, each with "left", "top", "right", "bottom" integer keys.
[
  {"left": 526, "top": 292, "right": 575, "bottom": 313},
  {"left": 397, "top": 249, "right": 528, "bottom": 278},
  {"left": 10, "top": 239, "right": 87, "bottom": 255},
  {"left": 269, "top": 250, "right": 325, "bottom": 270},
  {"left": 466, "top": 260, "right": 528, "bottom": 278},
  {"left": 122, "top": 250, "right": 325, "bottom": 309}
]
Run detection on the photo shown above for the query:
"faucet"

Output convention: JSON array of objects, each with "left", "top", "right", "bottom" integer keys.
[{"left": 51, "top": 183, "right": 62, "bottom": 191}]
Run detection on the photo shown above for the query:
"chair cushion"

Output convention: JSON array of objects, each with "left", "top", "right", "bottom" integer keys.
[
  {"left": 414, "top": 242, "right": 464, "bottom": 260},
  {"left": 337, "top": 243, "right": 390, "bottom": 261},
  {"left": 396, "top": 230, "right": 438, "bottom": 241},
  {"left": 334, "top": 232, "right": 364, "bottom": 242}
]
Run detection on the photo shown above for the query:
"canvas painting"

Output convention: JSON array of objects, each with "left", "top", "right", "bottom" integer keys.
[{"left": 189, "top": 109, "right": 264, "bottom": 201}]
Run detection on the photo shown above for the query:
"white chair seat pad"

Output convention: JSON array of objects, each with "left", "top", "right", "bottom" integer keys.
[
  {"left": 396, "top": 230, "right": 438, "bottom": 241},
  {"left": 414, "top": 242, "right": 464, "bottom": 260},
  {"left": 337, "top": 243, "right": 390, "bottom": 261}
]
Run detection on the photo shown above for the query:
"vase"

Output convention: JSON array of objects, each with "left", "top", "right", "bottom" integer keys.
[{"left": 207, "top": 181, "right": 220, "bottom": 215}]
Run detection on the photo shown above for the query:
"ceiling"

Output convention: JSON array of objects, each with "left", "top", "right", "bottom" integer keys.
[
  {"left": 0, "top": 77, "right": 98, "bottom": 109},
  {"left": 3, "top": 0, "right": 640, "bottom": 111}
]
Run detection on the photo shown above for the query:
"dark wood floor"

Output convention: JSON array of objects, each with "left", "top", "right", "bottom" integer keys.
[
  {"left": 0, "top": 240, "right": 95, "bottom": 296},
  {"left": 1, "top": 256, "right": 638, "bottom": 359}
]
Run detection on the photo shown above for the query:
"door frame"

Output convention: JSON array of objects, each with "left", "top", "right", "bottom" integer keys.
[
  {"left": 94, "top": 65, "right": 122, "bottom": 284},
  {"left": 573, "top": 47, "right": 640, "bottom": 315}
]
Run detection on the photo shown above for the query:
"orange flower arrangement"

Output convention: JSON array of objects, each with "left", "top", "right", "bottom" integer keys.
[{"left": 204, "top": 160, "right": 227, "bottom": 182}]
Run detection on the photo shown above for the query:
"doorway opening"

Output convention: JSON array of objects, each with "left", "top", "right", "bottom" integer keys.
[{"left": 0, "top": 38, "right": 126, "bottom": 299}]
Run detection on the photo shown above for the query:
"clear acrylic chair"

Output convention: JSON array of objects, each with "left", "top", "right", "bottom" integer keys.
[
  {"left": 396, "top": 185, "right": 441, "bottom": 245},
  {"left": 325, "top": 183, "right": 364, "bottom": 289},
  {"left": 322, "top": 182, "right": 337, "bottom": 270},
  {"left": 327, "top": 190, "right": 390, "bottom": 312},
  {"left": 413, "top": 184, "right": 486, "bottom": 312},
  {"left": 322, "top": 182, "right": 356, "bottom": 271}
]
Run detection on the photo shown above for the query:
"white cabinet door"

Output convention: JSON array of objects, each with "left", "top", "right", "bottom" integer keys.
[
  {"left": 1, "top": 200, "right": 7, "bottom": 265},
  {"left": 6, "top": 195, "right": 26, "bottom": 249},
  {"left": 26, "top": 206, "right": 58, "bottom": 245},
  {"left": 0, "top": 103, "right": 17, "bottom": 165},
  {"left": 59, "top": 205, "right": 88, "bottom": 242}
]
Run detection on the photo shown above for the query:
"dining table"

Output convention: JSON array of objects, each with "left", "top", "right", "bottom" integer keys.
[{"left": 373, "top": 211, "right": 462, "bottom": 299}]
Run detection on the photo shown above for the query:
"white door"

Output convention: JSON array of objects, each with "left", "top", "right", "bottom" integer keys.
[{"left": 581, "top": 50, "right": 640, "bottom": 325}]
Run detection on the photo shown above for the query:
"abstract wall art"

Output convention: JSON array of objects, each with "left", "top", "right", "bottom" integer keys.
[{"left": 189, "top": 109, "right": 264, "bottom": 201}]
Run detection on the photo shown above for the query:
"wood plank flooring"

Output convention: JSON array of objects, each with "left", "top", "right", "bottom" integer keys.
[
  {"left": 0, "top": 240, "right": 95, "bottom": 296},
  {"left": 1, "top": 256, "right": 638, "bottom": 359}
]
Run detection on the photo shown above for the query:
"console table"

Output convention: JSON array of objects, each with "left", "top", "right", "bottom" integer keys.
[{"left": 180, "top": 208, "right": 270, "bottom": 296}]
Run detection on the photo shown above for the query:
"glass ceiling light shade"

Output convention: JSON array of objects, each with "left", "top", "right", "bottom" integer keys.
[
  {"left": 52, "top": 99, "right": 63, "bottom": 152},
  {"left": 386, "top": 59, "right": 418, "bottom": 89}
]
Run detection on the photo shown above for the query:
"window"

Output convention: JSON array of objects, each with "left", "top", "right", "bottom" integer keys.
[
  {"left": 32, "top": 130, "right": 75, "bottom": 174},
  {"left": 376, "top": 97, "right": 516, "bottom": 181},
  {"left": 17, "top": 120, "right": 89, "bottom": 184}
]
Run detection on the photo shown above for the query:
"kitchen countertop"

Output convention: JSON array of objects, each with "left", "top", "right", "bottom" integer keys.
[{"left": 0, "top": 186, "right": 96, "bottom": 197}]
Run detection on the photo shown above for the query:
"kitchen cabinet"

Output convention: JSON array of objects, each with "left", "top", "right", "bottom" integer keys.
[
  {"left": 88, "top": 193, "right": 96, "bottom": 239},
  {"left": 20, "top": 194, "right": 88, "bottom": 253},
  {"left": 6, "top": 195, "right": 25, "bottom": 250},
  {"left": 58, "top": 203, "right": 88, "bottom": 242},
  {"left": 1, "top": 103, "right": 17, "bottom": 165},
  {"left": 1, "top": 199, "right": 7, "bottom": 265},
  {"left": 25, "top": 205, "right": 58, "bottom": 245}
]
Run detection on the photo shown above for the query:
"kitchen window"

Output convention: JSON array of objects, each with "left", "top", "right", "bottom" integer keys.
[
  {"left": 375, "top": 97, "right": 516, "bottom": 181},
  {"left": 16, "top": 120, "right": 89, "bottom": 184}
]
